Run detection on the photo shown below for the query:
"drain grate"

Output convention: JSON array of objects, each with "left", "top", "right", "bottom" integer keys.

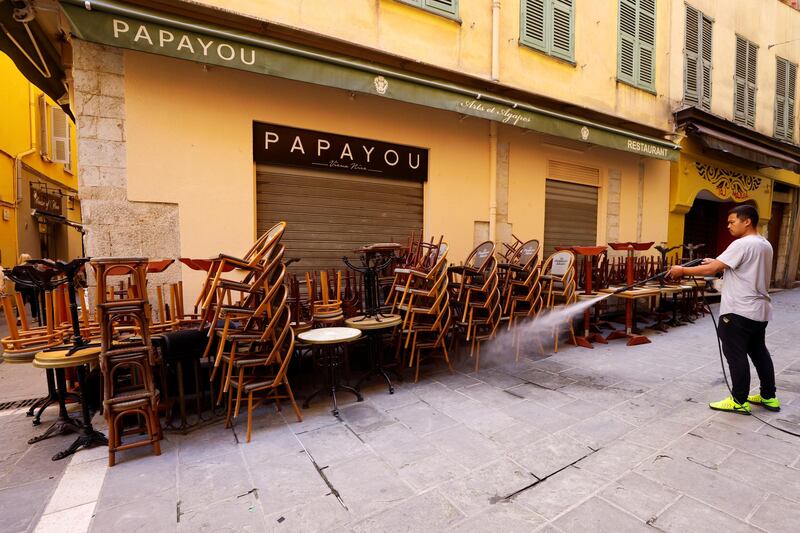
[{"left": 0, "top": 397, "right": 44, "bottom": 411}]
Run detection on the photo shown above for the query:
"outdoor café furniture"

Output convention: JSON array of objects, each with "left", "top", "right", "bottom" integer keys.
[
  {"left": 568, "top": 246, "right": 609, "bottom": 349},
  {"left": 604, "top": 242, "right": 655, "bottom": 346},
  {"left": 503, "top": 258, "right": 545, "bottom": 361},
  {"left": 31, "top": 345, "right": 108, "bottom": 461},
  {"left": 388, "top": 242, "right": 448, "bottom": 313},
  {"left": 344, "top": 243, "right": 403, "bottom": 320},
  {"left": 452, "top": 253, "right": 501, "bottom": 371},
  {"left": 306, "top": 270, "right": 345, "bottom": 326},
  {"left": 540, "top": 250, "right": 577, "bottom": 352},
  {"left": 200, "top": 221, "right": 286, "bottom": 326},
  {"left": 92, "top": 257, "right": 162, "bottom": 466},
  {"left": 345, "top": 314, "right": 403, "bottom": 394},
  {"left": 151, "top": 328, "right": 213, "bottom": 433},
  {"left": 498, "top": 238, "right": 540, "bottom": 295},
  {"left": 225, "top": 305, "right": 301, "bottom": 443},
  {"left": 299, "top": 327, "right": 362, "bottom": 417},
  {"left": 448, "top": 240, "right": 496, "bottom": 299}
]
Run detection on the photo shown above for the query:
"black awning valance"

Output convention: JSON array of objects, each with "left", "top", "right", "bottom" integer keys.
[{"left": 687, "top": 123, "right": 800, "bottom": 173}]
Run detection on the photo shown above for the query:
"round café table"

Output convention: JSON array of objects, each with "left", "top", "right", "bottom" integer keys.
[
  {"left": 299, "top": 327, "right": 362, "bottom": 417},
  {"left": 346, "top": 314, "right": 402, "bottom": 394},
  {"left": 31, "top": 345, "right": 108, "bottom": 461}
]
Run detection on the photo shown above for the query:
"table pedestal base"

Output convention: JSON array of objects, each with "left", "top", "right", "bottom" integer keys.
[
  {"left": 28, "top": 417, "right": 81, "bottom": 444},
  {"left": 356, "top": 331, "right": 402, "bottom": 394},
  {"left": 606, "top": 330, "right": 651, "bottom": 346},
  {"left": 303, "top": 345, "right": 363, "bottom": 417},
  {"left": 52, "top": 427, "right": 108, "bottom": 461}
]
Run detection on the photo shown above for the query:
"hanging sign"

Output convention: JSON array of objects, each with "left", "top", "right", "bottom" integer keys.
[
  {"left": 30, "top": 184, "right": 63, "bottom": 215},
  {"left": 253, "top": 122, "right": 428, "bottom": 181}
]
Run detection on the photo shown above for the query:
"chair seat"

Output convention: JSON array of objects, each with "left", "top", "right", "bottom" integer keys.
[{"left": 231, "top": 377, "right": 281, "bottom": 393}]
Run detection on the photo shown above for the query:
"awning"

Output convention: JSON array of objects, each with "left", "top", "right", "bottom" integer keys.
[
  {"left": 0, "top": 1, "right": 72, "bottom": 118},
  {"left": 688, "top": 123, "right": 800, "bottom": 173},
  {"left": 58, "top": 0, "right": 680, "bottom": 161},
  {"left": 31, "top": 209, "right": 85, "bottom": 232}
]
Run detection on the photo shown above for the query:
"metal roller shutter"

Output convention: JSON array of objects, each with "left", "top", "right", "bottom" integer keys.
[
  {"left": 543, "top": 178, "right": 598, "bottom": 255},
  {"left": 256, "top": 166, "right": 423, "bottom": 273}
]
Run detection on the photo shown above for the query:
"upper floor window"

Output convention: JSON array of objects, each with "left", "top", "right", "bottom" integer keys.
[
  {"left": 397, "top": 0, "right": 458, "bottom": 20},
  {"left": 618, "top": 0, "right": 656, "bottom": 92},
  {"left": 38, "top": 95, "right": 72, "bottom": 171},
  {"left": 684, "top": 5, "right": 712, "bottom": 111},
  {"left": 519, "top": 0, "right": 575, "bottom": 63},
  {"left": 733, "top": 35, "right": 758, "bottom": 128},
  {"left": 775, "top": 57, "right": 797, "bottom": 142}
]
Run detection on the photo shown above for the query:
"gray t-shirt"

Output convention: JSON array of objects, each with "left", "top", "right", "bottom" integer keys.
[{"left": 716, "top": 234, "right": 773, "bottom": 322}]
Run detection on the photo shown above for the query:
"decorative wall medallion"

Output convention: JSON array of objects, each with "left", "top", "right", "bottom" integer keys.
[
  {"left": 373, "top": 76, "right": 389, "bottom": 95},
  {"left": 580, "top": 126, "right": 590, "bottom": 141},
  {"left": 695, "top": 162, "right": 762, "bottom": 200}
]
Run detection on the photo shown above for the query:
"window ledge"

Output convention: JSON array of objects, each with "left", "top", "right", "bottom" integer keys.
[
  {"left": 519, "top": 42, "right": 576, "bottom": 67},
  {"left": 394, "top": 1, "right": 462, "bottom": 24},
  {"left": 616, "top": 78, "right": 657, "bottom": 96}
]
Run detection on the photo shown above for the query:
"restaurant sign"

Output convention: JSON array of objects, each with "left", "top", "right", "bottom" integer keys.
[
  {"left": 253, "top": 122, "right": 429, "bottom": 182},
  {"left": 30, "top": 184, "right": 62, "bottom": 215}
]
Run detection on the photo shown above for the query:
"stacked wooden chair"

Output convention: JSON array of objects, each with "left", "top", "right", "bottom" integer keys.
[
  {"left": 499, "top": 239, "right": 545, "bottom": 360},
  {"left": 1, "top": 288, "right": 64, "bottom": 363},
  {"left": 391, "top": 242, "right": 452, "bottom": 382},
  {"left": 91, "top": 257, "right": 161, "bottom": 466},
  {"left": 306, "top": 270, "right": 345, "bottom": 326},
  {"left": 448, "top": 241, "right": 501, "bottom": 372},
  {"left": 540, "top": 250, "right": 578, "bottom": 352}
]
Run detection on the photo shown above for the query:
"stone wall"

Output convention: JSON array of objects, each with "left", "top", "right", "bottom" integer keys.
[{"left": 70, "top": 41, "right": 181, "bottom": 305}]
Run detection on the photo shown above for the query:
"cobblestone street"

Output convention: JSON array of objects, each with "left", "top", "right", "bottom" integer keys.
[{"left": 2, "top": 291, "right": 800, "bottom": 532}]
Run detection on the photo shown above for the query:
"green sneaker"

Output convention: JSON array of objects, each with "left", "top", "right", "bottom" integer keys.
[
  {"left": 709, "top": 396, "right": 751, "bottom": 415},
  {"left": 747, "top": 394, "right": 781, "bottom": 412}
]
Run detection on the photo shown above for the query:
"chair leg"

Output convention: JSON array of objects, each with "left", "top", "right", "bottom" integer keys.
[
  {"left": 233, "top": 369, "right": 244, "bottom": 418},
  {"left": 284, "top": 380, "right": 303, "bottom": 422},
  {"left": 224, "top": 386, "right": 234, "bottom": 429},
  {"left": 246, "top": 393, "right": 254, "bottom": 443},
  {"left": 149, "top": 408, "right": 162, "bottom": 456},
  {"left": 474, "top": 341, "right": 481, "bottom": 373}
]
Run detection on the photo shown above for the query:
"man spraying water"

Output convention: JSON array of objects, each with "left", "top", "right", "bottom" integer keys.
[{"left": 668, "top": 205, "right": 779, "bottom": 415}]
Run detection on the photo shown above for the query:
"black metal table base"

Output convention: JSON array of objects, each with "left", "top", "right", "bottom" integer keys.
[
  {"left": 52, "top": 427, "right": 108, "bottom": 461},
  {"left": 28, "top": 417, "right": 82, "bottom": 444},
  {"left": 303, "top": 346, "right": 363, "bottom": 417},
  {"left": 355, "top": 332, "right": 402, "bottom": 394}
]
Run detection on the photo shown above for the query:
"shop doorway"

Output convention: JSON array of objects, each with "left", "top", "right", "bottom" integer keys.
[
  {"left": 255, "top": 165, "right": 424, "bottom": 273},
  {"left": 682, "top": 194, "right": 756, "bottom": 258},
  {"left": 543, "top": 179, "right": 598, "bottom": 255}
]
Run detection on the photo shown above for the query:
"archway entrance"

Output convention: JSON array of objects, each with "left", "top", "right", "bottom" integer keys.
[{"left": 682, "top": 191, "right": 756, "bottom": 258}]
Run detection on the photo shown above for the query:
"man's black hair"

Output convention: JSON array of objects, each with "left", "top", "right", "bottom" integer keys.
[{"left": 728, "top": 204, "right": 759, "bottom": 227}]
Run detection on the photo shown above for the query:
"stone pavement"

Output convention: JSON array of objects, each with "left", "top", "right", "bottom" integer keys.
[{"left": 2, "top": 290, "right": 800, "bottom": 532}]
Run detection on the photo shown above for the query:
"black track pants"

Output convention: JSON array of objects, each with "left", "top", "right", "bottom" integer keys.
[{"left": 717, "top": 313, "right": 776, "bottom": 405}]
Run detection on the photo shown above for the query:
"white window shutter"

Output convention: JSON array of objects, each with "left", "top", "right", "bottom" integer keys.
[
  {"left": 38, "top": 95, "right": 50, "bottom": 159},
  {"left": 50, "top": 106, "right": 70, "bottom": 165}
]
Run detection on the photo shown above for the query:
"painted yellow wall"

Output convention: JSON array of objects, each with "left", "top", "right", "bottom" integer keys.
[
  {"left": 669, "top": 0, "right": 800, "bottom": 140},
  {"left": 188, "top": 0, "right": 673, "bottom": 131},
  {"left": 123, "top": 50, "right": 490, "bottom": 300},
  {"left": 0, "top": 52, "right": 80, "bottom": 266}
]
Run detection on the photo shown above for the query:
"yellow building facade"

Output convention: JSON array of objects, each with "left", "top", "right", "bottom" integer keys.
[
  {"left": 0, "top": 52, "right": 81, "bottom": 268},
  {"left": 1, "top": 0, "right": 797, "bottom": 296}
]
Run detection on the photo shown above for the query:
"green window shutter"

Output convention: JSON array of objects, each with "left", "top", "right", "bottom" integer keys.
[
  {"left": 734, "top": 35, "right": 750, "bottom": 126},
  {"left": 776, "top": 58, "right": 788, "bottom": 139},
  {"left": 550, "top": 0, "right": 574, "bottom": 61},
  {"left": 787, "top": 61, "right": 797, "bottom": 142},
  {"left": 776, "top": 58, "right": 798, "bottom": 142},
  {"left": 636, "top": 0, "right": 656, "bottom": 90},
  {"left": 684, "top": 5, "right": 700, "bottom": 106},
  {"left": 700, "top": 13, "right": 713, "bottom": 111},
  {"left": 745, "top": 40, "right": 758, "bottom": 127},
  {"left": 618, "top": 0, "right": 637, "bottom": 85},
  {"left": 424, "top": 0, "right": 457, "bottom": 17},
  {"left": 521, "top": 0, "right": 547, "bottom": 52}
]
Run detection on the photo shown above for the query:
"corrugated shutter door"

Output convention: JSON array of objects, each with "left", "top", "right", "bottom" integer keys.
[
  {"left": 256, "top": 166, "right": 423, "bottom": 273},
  {"left": 543, "top": 179, "right": 598, "bottom": 255}
]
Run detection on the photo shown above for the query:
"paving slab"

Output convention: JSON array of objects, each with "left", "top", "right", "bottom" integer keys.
[
  {"left": 552, "top": 497, "right": 651, "bottom": 533},
  {"left": 651, "top": 495, "right": 762, "bottom": 533},
  {"left": 514, "top": 466, "right": 608, "bottom": 520},
  {"left": 748, "top": 494, "right": 800, "bottom": 533}
]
